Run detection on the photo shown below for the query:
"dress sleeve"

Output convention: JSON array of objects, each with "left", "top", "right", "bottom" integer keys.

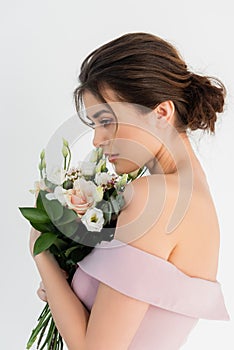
[{"left": 77, "top": 239, "right": 230, "bottom": 321}]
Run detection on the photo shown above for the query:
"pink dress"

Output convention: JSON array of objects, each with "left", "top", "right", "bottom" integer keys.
[{"left": 71, "top": 238, "right": 230, "bottom": 349}]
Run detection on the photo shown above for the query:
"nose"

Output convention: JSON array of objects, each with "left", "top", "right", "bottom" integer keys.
[{"left": 92, "top": 127, "right": 111, "bottom": 148}]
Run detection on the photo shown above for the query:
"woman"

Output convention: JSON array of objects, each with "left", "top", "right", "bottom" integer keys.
[{"left": 31, "top": 32, "right": 230, "bottom": 349}]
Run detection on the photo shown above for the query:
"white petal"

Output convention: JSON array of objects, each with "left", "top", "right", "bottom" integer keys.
[
  {"left": 53, "top": 186, "right": 67, "bottom": 205},
  {"left": 45, "top": 193, "right": 56, "bottom": 201},
  {"left": 47, "top": 167, "right": 66, "bottom": 185}
]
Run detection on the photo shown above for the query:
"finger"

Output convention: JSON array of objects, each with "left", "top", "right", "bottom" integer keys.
[{"left": 37, "top": 288, "right": 47, "bottom": 302}]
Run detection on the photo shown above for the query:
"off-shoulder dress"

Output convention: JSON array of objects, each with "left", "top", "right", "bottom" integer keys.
[{"left": 71, "top": 239, "right": 230, "bottom": 349}]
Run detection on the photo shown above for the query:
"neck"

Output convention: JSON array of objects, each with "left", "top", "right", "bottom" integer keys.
[{"left": 146, "top": 132, "right": 197, "bottom": 175}]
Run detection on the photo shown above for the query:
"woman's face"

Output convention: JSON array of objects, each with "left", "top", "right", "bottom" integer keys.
[{"left": 82, "top": 89, "right": 161, "bottom": 175}]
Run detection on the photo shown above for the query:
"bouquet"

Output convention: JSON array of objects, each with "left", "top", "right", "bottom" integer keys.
[{"left": 19, "top": 138, "right": 146, "bottom": 350}]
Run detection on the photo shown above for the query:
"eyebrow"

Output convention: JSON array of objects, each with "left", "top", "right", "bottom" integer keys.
[{"left": 88, "top": 109, "right": 113, "bottom": 120}]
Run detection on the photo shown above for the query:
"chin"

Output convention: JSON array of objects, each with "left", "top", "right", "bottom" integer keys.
[{"left": 111, "top": 159, "right": 142, "bottom": 175}]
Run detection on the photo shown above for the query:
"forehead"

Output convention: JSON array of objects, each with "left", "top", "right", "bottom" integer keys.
[
  {"left": 82, "top": 90, "right": 102, "bottom": 108},
  {"left": 82, "top": 88, "right": 117, "bottom": 108},
  {"left": 81, "top": 90, "right": 112, "bottom": 118}
]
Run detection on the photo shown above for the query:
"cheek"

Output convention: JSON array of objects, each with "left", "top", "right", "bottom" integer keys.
[
  {"left": 115, "top": 124, "right": 142, "bottom": 144},
  {"left": 116, "top": 124, "right": 157, "bottom": 151}
]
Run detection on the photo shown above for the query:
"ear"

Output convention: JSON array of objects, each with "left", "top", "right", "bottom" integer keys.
[{"left": 154, "top": 101, "right": 175, "bottom": 122}]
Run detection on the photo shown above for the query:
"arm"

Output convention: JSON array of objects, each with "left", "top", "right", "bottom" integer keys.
[{"left": 30, "top": 228, "right": 89, "bottom": 350}]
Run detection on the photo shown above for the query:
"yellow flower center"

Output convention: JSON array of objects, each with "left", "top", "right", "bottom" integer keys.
[{"left": 91, "top": 214, "right": 98, "bottom": 223}]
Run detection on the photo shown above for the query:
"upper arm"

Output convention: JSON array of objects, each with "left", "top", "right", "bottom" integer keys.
[
  {"left": 84, "top": 178, "right": 151, "bottom": 349},
  {"left": 84, "top": 282, "right": 149, "bottom": 350},
  {"left": 115, "top": 176, "right": 153, "bottom": 243},
  {"left": 114, "top": 175, "right": 167, "bottom": 245}
]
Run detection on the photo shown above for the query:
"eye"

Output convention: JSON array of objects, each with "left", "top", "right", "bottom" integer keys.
[{"left": 100, "top": 119, "right": 114, "bottom": 127}]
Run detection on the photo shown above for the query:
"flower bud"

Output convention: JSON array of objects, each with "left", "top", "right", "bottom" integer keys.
[
  {"left": 40, "top": 149, "right": 45, "bottom": 160},
  {"left": 63, "top": 138, "right": 69, "bottom": 147},
  {"left": 97, "top": 147, "right": 103, "bottom": 160},
  {"left": 128, "top": 168, "right": 140, "bottom": 180},
  {"left": 117, "top": 173, "right": 128, "bottom": 187},
  {"left": 41, "top": 159, "right": 46, "bottom": 169},
  {"left": 62, "top": 145, "right": 68, "bottom": 158},
  {"left": 95, "top": 158, "right": 106, "bottom": 173}
]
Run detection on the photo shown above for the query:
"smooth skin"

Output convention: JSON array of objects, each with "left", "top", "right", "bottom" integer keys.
[{"left": 32, "top": 88, "right": 220, "bottom": 349}]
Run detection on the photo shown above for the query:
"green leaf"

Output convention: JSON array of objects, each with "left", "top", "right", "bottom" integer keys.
[
  {"left": 44, "top": 178, "right": 57, "bottom": 191},
  {"left": 36, "top": 190, "right": 46, "bottom": 211},
  {"left": 58, "top": 207, "right": 77, "bottom": 225},
  {"left": 19, "top": 207, "right": 50, "bottom": 224},
  {"left": 38, "top": 191, "right": 64, "bottom": 222},
  {"left": 30, "top": 221, "right": 56, "bottom": 233},
  {"left": 44, "top": 199, "right": 64, "bottom": 222},
  {"left": 116, "top": 193, "right": 126, "bottom": 210},
  {"left": 56, "top": 220, "right": 78, "bottom": 238},
  {"left": 101, "top": 201, "right": 112, "bottom": 224},
  {"left": 109, "top": 196, "right": 121, "bottom": 215},
  {"left": 33, "top": 232, "right": 57, "bottom": 256},
  {"left": 53, "top": 237, "right": 68, "bottom": 250}
]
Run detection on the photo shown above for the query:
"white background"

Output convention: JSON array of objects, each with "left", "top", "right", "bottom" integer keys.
[{"left": 1, "top": 0, "right": 233, "bottom": 349}]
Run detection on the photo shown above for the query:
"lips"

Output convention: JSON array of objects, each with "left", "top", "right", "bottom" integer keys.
[
  {"left": 104, "top": 153, "right": 119, "bottom": 157},
  {"left": 104, "top": 153, "right": 119, "bottom": 162}
]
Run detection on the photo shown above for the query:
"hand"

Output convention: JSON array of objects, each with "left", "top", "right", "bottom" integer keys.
[
  {"left": 37, "top": 281, "right": 47, "bottom": 302},
  {"left": 29, "top": 227, "right": 41, "bottom": 257}
]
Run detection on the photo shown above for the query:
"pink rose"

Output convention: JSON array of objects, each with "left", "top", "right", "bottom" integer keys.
[{"left": 66, "top": 189, "right": 94, "bottom": 216}]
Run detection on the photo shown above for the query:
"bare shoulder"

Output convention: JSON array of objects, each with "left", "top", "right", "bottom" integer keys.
[
  {"left": 116, "top": 173, "right": 220, "bottom": 282},
  {"left": 167, "top": 179, "right": 220, "bottom": 282},
  {"left": 115, "top": 174, "right": 179, "bottom": 258}
]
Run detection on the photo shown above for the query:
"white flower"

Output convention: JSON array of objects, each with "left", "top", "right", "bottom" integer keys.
[
  {"left": 47, "top": 167, "right": 66, "bottom": 185},
  {"left": 29, "top": 179, "right": 47, "bottom": 195},
  {"left": 46, "top": 186, "right": 67, "bottom": 206},
  {"left": 88, "top": 149, "right": 98, "bottom": 163},
  {"left": 88, "top": 148, "right": 103, "bottom": 163},
  {"left": 94, "top": 172, "right": 113, "bottom": 186},
  {"left": 77, "top": 161, "right": 96, "bottom": 176},
  {"left": 81, "top": 207, "right": 104, "bottom": 232}
]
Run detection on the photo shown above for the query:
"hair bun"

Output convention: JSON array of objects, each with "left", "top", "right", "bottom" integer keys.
[{"left": 184, "top": 73, "right": 226, "bottom": 133}]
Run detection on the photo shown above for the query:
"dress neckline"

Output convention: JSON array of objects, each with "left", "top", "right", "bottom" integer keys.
[{"left": 96, "top": 238, "right": 219, "bottom": 285}]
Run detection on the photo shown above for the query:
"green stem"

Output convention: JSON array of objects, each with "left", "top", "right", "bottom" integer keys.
[
  {"left": 36, "top": 313, "right": 52, "bottom": 348},
  {"left": 59, "top": 334, "right": 64, "bottom": 350},
  {"left": 67, "top": 146, "right": 71, "bottom": 171},
  {"left": 38, "top": 303, "right": 50, "bottom": 320},
  {"left": 64, "top": 156, "right": 67, "bottom": 171},
  {"left": 47, "top": 320, "right": 56, "bottom": 349},
  {"left": 39, "top": 317, "right": 56, "bottom": 350},
  {"left": 26, "top": 311, "right": 51, "bottom": 349}
]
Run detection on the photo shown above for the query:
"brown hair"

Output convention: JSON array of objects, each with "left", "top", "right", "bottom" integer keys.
[{"left": 74, "top": 32, "right": 226, "bottom": 134}]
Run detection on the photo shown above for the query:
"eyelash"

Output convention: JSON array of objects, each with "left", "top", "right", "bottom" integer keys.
[
  {"left": 100, "top": 119, "right": 113, "bottom": 127},
  {"left": 88, "top": 119, "right": 113, "bottom": 128}
]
